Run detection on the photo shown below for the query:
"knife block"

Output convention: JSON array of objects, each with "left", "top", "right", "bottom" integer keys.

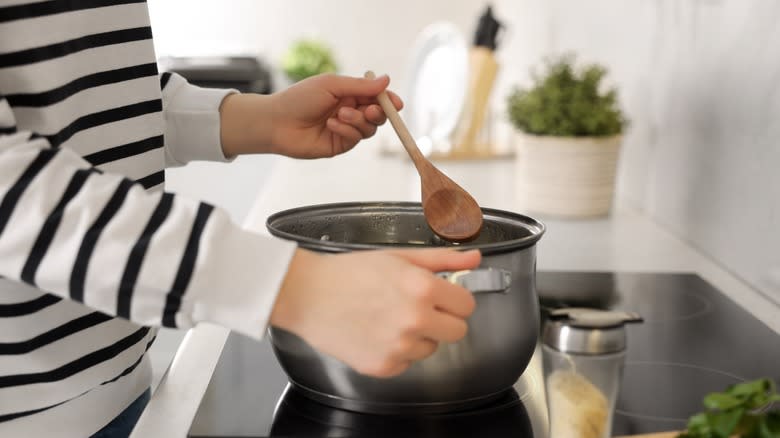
[{"left": 449, "top": 47, "right": 500, "bottom": 158}]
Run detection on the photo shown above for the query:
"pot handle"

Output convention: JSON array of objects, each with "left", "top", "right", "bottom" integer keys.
[{"left": 438, "top": 268, "right": 512, "bottom": 295}]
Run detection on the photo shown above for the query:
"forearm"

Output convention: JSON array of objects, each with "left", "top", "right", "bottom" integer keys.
[
  {"left": 219, "top": 93, "right": 277, "bottom": 158},
  {"left": 0, "top": 130, "right": 296, "bottom": 338}
]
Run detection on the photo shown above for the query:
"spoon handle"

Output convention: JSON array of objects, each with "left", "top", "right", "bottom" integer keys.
[{"left": 364, "top": 71, "right": 426, "bottom": 167}]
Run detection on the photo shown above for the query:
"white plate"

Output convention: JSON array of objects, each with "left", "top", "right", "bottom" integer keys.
[{"left": 402, "top": 22, "right": 468, "bottom": 155}]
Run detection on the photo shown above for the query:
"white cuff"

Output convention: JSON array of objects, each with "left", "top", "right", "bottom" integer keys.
[
  {"left": 163, "top": 74, "right": 238, "bottom": 166},
  {"left": 186, "top": 209, "right": 298, "bottom": 340}
]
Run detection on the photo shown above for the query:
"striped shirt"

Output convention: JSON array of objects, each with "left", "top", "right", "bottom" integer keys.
[{"left": 0, "top": 1, "right": 296, "bottom": 435}]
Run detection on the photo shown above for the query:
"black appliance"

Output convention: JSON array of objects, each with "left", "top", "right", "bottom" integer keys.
[
  {"left": 159, "top": 56, "right": 273, "bottom": 94},
  {"left": 188, "top": 272, "right": 780, "bottom": 437}
]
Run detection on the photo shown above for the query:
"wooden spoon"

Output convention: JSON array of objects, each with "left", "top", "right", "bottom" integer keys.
[{"left": 365, "top": 71, "right": 484, "bottom": 242}]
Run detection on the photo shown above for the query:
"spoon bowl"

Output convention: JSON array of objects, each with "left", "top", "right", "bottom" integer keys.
[
  {"left": 366, "top": 71, "right": 484, "bottom": 241},
  {"left": 420, "top": 169, "right": 484, "bottom": 242}
]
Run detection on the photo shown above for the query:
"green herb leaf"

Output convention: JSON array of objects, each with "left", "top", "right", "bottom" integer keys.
[
  {"left": 282, "top": 39, "right": 338, "bottom": 82},
  {"left": 506, "top": 54, "right": 627, "bottom": 137},
  {"left": 682, "top": 378, "right": 780, "bottom": 438},
  {"left": 686, "top": 412, "right": 713, "bottom": 437},
  {"left": 752, "top": 415, "right": 780, "bottom": 438},
  {"left": 737, "top": 413, "right": 763, "bottom": 436},
  {"left": 765, "top": 412, "right": 780, "bottom": 435},
  {"left": 709, "top": 408, "right": 743, "bottom": 437},
  {"left": 727, "top": 379, "right": 772, "bottom": 398},
  {"left": 705, "top": 392, "right": 743, "bottom": 411}
]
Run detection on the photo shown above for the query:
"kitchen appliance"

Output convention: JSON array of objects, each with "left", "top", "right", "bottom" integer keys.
[
  {"left": 188, "top": 272, "right": 780, "bottom": 437},
  {"left": 264, "top": 202, "right": 544, "bottom": 412},
  {"left": 158, "top": 56, "right": 273, "bottom": 94},
  {"left": 543, "top": 308, "right": 644, "bottom": 438}
]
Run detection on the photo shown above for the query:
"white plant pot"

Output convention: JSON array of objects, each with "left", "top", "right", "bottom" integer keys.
[{"left": 514, "top": 132, "right": 622, "bottom": 218}]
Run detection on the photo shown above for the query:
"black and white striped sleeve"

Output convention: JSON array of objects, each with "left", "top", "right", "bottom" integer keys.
[{"left": 0, "top": 97, "right": 297, "bottom": 339}]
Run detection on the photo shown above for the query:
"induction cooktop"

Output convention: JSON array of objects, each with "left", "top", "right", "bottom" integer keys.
[{"left": 188, "top": 272, "right": 780, "bottom": 437}]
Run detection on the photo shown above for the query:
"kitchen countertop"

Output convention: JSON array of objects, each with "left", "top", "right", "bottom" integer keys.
[{"left": 131, "top": 141, "right": 780, "bottom": 437}]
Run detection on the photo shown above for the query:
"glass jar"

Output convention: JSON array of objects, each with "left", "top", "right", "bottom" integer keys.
[{"left": 542, "top": 308, "right": 643, "bottom": 438}]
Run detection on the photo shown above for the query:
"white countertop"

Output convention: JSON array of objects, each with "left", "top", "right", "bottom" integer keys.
[{"left": 132, "top": 142, "right": 780, "bottom": 437}]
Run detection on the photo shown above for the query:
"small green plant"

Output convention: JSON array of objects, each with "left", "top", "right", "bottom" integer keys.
[
  {"left": 679, "top": 378, "right": 780, "bottom": 438},
  {"left": 506, "top": 55, "right": 626, "bottom": 137},
  {"left": 282, "top": 39, "right": 338, "bottom": 82}
]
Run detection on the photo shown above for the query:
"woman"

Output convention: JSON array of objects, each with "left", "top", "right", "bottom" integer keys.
[{"left": 0, "top": 1, "right": 479, "bottom": 436}]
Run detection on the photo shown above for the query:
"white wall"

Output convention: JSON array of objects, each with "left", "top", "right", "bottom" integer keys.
[
  {"left": 147, "top": 0, "right": 780, "bottom": 303},
  {"left": 501, "top": 0, "right": 780, "bottom": 303}
]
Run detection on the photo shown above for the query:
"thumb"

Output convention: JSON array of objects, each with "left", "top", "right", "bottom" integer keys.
[
  {"left": 390, "top": 248, "right": 481, "bottom": 272},
  {"left": 326, "top": 74, "right": 390, "bottom": 98}
]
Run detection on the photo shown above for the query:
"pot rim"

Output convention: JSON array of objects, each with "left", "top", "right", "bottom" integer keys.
[{"left": 265, "top": 201, "right": 545, "bottom": 255}]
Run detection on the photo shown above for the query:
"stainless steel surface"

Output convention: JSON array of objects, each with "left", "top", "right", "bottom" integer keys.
[
  {"left": 264, "top": 201, "right": 544, "bottom": 254},
  {"left": 542, "top": 308, "right": 644, "bottom": 355},
  {"left": 265, "top": 202, "right": 544, "bottom": 413},
  {"left": 439, "top": 268, "right": 512, "bottom": 295}
]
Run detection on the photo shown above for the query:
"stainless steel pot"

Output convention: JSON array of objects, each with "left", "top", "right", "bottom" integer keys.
[{"left": 266, "top": 202, "right": 545, "bottom": 414}]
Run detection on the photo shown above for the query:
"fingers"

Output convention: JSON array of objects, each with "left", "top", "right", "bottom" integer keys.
[
  {"left": 363, "top": 105, "right": 386, "bottom": 125},
  {"left": 343, "top": 92, "right": 403, "bottom": 128},
  {"left": 366, "top": 360, "right": 410, "bottom": 378},
  {"left": 356, "top": 91, "right": 404, "bottom": 111},
  {"left": 323, "top": 71, "right": 403, "bottom": 111},
  {"left": 325, "top": 118, "right": 362, "bottom": 146},
  {"left": 416, "top": 310, "right": 469, "bottom": 343},
  {"left": 339, "top": 100, "right": 402, "bottom": 129},
  {"left": 324, "top": 73, "right": 391, "bottom": 98},
  {"left": 337, "top": 107, "right": 378, "bottom": 138},
  {"left": 429, "top": 275, "right": 477, "bottom": 319},
  {"left": 386, "top": 91, "right": 404, "bottom": 111},
  {"left": 390, "top": 248, "right": 482, "bottom": 272},
  {"left": 391, "top": 249, "right": 481, "bottom": 319},
  {"left": 392, "top": 337, "right": 439, "bottom": 362}
]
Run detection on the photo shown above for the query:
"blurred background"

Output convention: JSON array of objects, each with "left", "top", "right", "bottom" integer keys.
[
  {"left": 150, "top": 0, "right": 779, "bottom": 301},
  {"left": 146, "top": 0, "right": 780, "bottom": 387},
  {"left": 134, "top": 3, "right": 780, "bottom": 433}
]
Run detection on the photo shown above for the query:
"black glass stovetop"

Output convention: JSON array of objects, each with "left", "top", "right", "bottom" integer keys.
[{"left": 188, "top": 272, "right": 780, "bottom": 437}]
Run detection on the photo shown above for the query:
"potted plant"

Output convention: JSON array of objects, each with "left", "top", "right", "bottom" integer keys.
[
  {"left": 507, "top": 55, "right": 627, "bottom": 218},
  {"left": 282, "top": 39, "right": 339, "bottom": 83}
]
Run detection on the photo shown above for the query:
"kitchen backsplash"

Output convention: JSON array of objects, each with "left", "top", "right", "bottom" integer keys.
[
  {"left": 502, "top": 0, "right": 780, "bottom": 305},
  {"left": 148, "top": 0, "right": 779, "bottom": 303}
]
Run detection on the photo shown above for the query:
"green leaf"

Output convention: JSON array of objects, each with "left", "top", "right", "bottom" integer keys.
[
  {"left": 506, "top": 54, "right": 626, "bottom": 137},
  {"left": 750, "top": 415, "right": 780, "bottom": 438},
  {"left": 282, "top": 39, "right": 338, "bottom": 82},
  {"left": 687, "top": 412, "right": 713, "bottom": 436},
  {"left": 766, "top": 411, "right": 780, "bottom": 432},
  {"left": 709, "top": 409, "right": 743, "bottom": 437},
  {"left": 737, "top": 413, "right": 763, "bottom": 435},
  {"left": 682, "top": 378, "right": 780, "bottom": 438},
  {"left": 726, "top": 379, "right": 771, "bottom": 398},
  {"left": 704, "top": 392, "right": 744, "bottom": 411}
]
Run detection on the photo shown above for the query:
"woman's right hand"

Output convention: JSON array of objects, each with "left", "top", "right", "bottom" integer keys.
[{"left": 270, "top": 248, "right": 480, "bottom": 377}]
